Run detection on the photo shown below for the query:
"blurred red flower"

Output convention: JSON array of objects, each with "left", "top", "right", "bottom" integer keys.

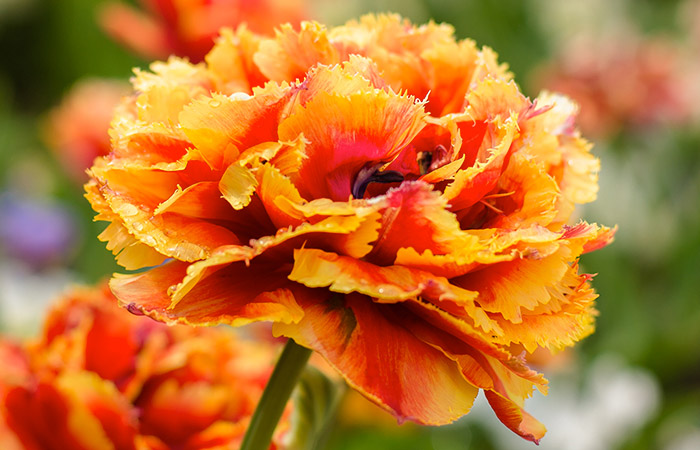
[
  {"left": 43, "top": 79, "right": 128, "bottom": 182},
  {"left": 0, "top": 284, "right": 290, "bottom": 449},
  {"left": 99, "top": 0, "right": 308, "bottom": 62}
]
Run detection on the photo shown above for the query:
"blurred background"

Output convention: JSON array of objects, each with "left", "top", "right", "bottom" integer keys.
[{"left": 1, "top": 0, "right": 699, "bottom": 448}]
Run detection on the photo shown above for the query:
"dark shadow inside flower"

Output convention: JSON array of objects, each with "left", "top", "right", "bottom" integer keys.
[{"left": 351, "top": 164, "right": 405, "bottom": 199}]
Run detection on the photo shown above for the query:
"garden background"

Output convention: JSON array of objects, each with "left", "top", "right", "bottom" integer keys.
[{"left": 1, "top": 0, "right": 699, "bottom": 448}]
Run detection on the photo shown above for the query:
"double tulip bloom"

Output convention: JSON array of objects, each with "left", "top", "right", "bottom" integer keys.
[
  {"left": 0, "top": 284, "right": 288, "bottom": 449},
  {"left": 86, "top": 14, "right": 614, "bottom": 443}
]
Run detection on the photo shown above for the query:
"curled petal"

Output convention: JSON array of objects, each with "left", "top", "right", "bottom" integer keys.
[
  {"left": 453, "top": 247, "right": 572, "bottom": 323},
  {"left": 443, "top": 116, "right": 519, "bottom": 212},
  {"left": 485, "top": 153, "right": 560, "bottom": 230},
  {"left": 485, "top": 390, "right": 547, "bottom": 444},
  {"left": 491, "top": 267, "right": 599, "bottom": 352},
  {"left": 111, "top": 260, "right": 303, "bottom": 327},
  {"left": 289, "top": 248, "right": 479, "bottom": 318},
  {"left": 154, "top": 182, "right": 237, "bottom": 220},
  {"left": 367, "top": 181, "right": 477, "bottom": 265},
  {"left": 219, "top": 163, "right": 258, "bottom": 210}
]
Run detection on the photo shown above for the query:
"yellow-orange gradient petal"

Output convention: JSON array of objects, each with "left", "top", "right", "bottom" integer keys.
[
  {"left": 255, "top": 22, "right": 341, "bottom": 82},
  {"left": 289, "top": 248, "right": 486, "bottom": 321},
  {"left": 179, "top": 85, "right": 290, "bottom": 170},
  {"left": 205, "top": 27, "right": 265, "bottom": 95}
]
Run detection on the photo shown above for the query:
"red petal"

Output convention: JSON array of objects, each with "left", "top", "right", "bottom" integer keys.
[{"left": 273, "top": 292, "right": 479, "bottom": 425}]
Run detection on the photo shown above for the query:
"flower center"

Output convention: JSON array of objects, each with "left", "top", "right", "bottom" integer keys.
[
  {"left": 352, "top": 163, "right": 404, "bottom": 199},
  {"left": 418, "top": 144, "right": 452, "bottom": 175}
]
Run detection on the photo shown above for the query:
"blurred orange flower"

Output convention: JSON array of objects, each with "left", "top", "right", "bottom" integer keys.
[
  {"left": 0, "top": 284, "right": 289, "bottom": 449},
  {"left": 99, "top": 0, "right": 308, "bottom": 62},
  {"left": 43, "top": 79, "right": 128, "bottom": 182},
  {"left": 533, "top": 34, "right": 692, "bottom": 137},
  {"left": 86, "top": 14, "right": 614, "bottom": 443}
]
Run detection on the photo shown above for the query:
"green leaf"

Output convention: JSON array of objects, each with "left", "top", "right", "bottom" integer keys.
[{"left": 286, "top": 365, "right": 346, "bottom": 450}]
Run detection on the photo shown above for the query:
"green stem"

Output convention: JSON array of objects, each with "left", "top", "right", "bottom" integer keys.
[{"left": 241, "top": 338, "right": 313, "bottom": 450}]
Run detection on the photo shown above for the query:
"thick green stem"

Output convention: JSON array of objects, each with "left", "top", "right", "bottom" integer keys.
[{"left": 241, "top": 338, "right": 313, "bottom": 450}]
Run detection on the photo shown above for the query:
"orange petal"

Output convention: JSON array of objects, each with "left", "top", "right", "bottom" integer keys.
[
  {"left": 442, "top": 115, "right": 519, "bottom": 211},
  {"left": 168, "top": 214, "right": 379, "bottom": 305},
  {"left": 492, "top": 267, "right": 599, "bottom": 352},
  {"left": 453, "top": 247, "right": 572, "bottom": 322},
  {"left": 273, "top": 292, "right": 479, "bottom": 425},
  {"left": 485, "top": 390, "right": 547, "bottom": 444},
  {"left": 110, "top": 122, "right": 191, "bottom": 165},
  {"left": 256, "top": 163, "right": 306, "bottom": 229},
  {"left": 93, "top": 171, "right": 241, "bottom": 262},
  {"left": 132, "top": 58, "right": 214, "bottom": 125},
  {"left": 289, "top": 248, "right": 480, "bottom": 319},
  {"left": 420, "top": 38, "right": 481, "bottom": 115},
  {"left": 331, "top": 14, "right": 458, "bottom": 106},
  {"left": 179, "top": 84, "right": 290, "bottom": 169},
  {"left": 0, "top": 339, "right": 30, "bottom": 389},
  {"left": 395, "top": 223, "right": 566, "bottom": 279},
  {"left": 485, "top": 153, "right": 560, "bottom": 230},
  {"left": 205, "top": 27, "right": 264, "bottom": 95},
  {"left": 386, "top": 305, "right": 547, "bottom": 443},
  {"left": 154, "top": 181, "right": 237, "bottom": 220},
  {"left": 365, "top": 181, "right": 476, "bottom": 266},
  {"left": 527, "top": 92, "right": 600, "bottom": 205},
  {"left": 111, "top": 260, "right": 303, "bottom": 328},
  {"left": 5, "top": 373, "right": 139, "bottom": 450},
  {"left": 464, "top": 78, "right": 529, "bottom": 122},
  {"left": 254, "top": 22, "right": 341, "bottom": 82}
]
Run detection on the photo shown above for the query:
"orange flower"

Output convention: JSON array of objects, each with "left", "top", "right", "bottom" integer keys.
[
  {"left": 98, "top": 0, "right": 308, "bottom": 62},
  {"left": 43, "top": 79, "right": 128, "bottom": 182},
  {"left": 86, "top": 14, "right": 615, "bottom": 443},
  {"left": 533, "top": 34, "right": 692, "bottom": 137},
  {"left": 0, "top": 284, "right": 290, "bottom": 449}
]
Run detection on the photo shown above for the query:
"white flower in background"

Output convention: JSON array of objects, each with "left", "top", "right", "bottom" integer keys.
[
  {"left": 0, "top": 262, "right": 76, "bottom": 337},
  {"left": 664, "top": 427, "right": 700, "bottom": 450},
  {"left": 528, "top": 0, "right": 635, "bottom": 46}
]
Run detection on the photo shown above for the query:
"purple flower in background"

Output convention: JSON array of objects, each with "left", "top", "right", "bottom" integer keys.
[{"left": 0, "top": 193, "right": 79, "bottom": 269}]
